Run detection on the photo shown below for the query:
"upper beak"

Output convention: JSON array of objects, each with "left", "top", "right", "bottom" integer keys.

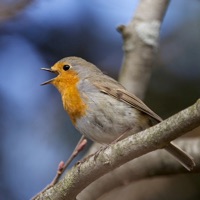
[{"left": 41, "top": 68, "right": 56, "bottom": 85}]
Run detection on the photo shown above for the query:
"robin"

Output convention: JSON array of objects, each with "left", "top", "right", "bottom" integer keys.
[{"left": 41, "top": 56, "right": 195, "bottom": 171}]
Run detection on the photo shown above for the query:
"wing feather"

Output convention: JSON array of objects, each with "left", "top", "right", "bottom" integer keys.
[{"left": 95, "top": 83, "right": 162, "bottom": 123}]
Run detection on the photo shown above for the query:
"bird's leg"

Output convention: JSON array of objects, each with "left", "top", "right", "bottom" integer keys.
[
  {"left": 110, "top": 128, "right": 131, "bottom": 144},
  {"left": 76, "top": 128, "right": 132, "bottom": 164},
  {"left": 92, "top": 128, "right": 132, "bottom": 160}
]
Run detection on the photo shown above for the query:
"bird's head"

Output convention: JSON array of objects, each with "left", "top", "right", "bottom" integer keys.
[{"left": 41, "top": 56, "right": 101, "bottom": 91}]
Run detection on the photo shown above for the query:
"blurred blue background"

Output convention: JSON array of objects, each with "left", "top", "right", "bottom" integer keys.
[{"left": 0, "top": 0, "right": 200, "bottom": 199}]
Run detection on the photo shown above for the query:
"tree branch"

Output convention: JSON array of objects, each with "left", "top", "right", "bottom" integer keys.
[
  {"left": 118, "top": 0, "right": 170, "bottom": 99},
  {"left": 77, "top": 138, "right": 200, "bottom": 200},
  {"left": 0, "top": 0, "right": 33, "bottom": 21},
  {"left": 35, "top": 99, "right": 200, "bottom": 200}
]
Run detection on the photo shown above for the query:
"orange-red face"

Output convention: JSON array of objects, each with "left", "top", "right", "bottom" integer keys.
[{"left": 41, "top": 61, "right": 75, "bottom": 85}]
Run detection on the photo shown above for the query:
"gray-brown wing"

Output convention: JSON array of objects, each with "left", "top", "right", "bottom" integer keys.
[{"left": 95, "top": 83, "right": 162, "bottom": 123}]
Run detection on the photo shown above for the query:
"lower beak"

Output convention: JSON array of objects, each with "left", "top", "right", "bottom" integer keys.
[{"left": 41, "top": 68, "right": 56, "bottom": 85}]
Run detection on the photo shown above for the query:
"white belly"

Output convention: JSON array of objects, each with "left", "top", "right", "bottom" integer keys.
[{"left": 75, "top": 93, "right": 150, "bottom": 144}]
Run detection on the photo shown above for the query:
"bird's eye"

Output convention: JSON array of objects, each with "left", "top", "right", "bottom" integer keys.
[{"left": 63, "top": 65, "right": 70, "bottom": 71}]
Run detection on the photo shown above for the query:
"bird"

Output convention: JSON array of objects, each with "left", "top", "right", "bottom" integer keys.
[{"left": 41, "top": 56, "right": 195, "bottom": 171}]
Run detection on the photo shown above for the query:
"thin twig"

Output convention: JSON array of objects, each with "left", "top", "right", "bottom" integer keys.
[{"left": 32, "top": 135, "right": 87, "bottom": 200}]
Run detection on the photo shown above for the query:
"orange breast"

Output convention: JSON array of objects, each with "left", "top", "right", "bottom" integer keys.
[
  {"left": 52, "top": 70, "right": 87, "bottom": 124},
  {"left": 62, "top": 84, "right": 87, "bottom": 124}
]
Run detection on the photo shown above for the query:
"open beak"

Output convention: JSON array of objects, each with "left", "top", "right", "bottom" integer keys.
[{"left": 41, "top": 68, "right": 56, "bottom": 85}]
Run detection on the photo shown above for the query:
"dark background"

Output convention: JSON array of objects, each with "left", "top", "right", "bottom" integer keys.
[{"left": 0, "top": 0, "right": 200, "bottom": 199}]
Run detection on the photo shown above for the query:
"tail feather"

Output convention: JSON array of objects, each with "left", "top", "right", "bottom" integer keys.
[{"left": 165, "top": 142, "right": 195, "bottom": 171}]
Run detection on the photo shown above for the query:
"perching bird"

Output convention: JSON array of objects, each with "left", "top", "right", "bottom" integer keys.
[{"left": 41, "top": 56, "right": 195, "bottom": 171}]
